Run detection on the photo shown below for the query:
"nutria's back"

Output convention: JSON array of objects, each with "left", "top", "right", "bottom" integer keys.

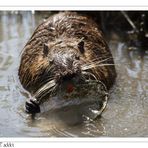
[{"left": 19, "top": 12, "right": 116, "bottom": 100}]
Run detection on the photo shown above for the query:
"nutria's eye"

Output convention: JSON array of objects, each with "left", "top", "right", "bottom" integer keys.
[
  {"left": 78, "top": 41, "right": 84, "bottom": 54},
  {"left": 43, "top": 44, "right": 49, "bottom": 56},
  {"left": 49, "top": 58, "right": 54, "bottom": 64},
  {"left": 75, "top": 55, "right": 80, "bottom": 60}
]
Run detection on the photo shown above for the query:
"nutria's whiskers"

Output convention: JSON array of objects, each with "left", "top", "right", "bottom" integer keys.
[
  {"left": 82, "top": 71, "right": 98, "bottom": 81},
  {"left": 96, "top": 63, "right": 117, "bottom": 67},
  {"left": 81, "top": 57, "right": 115, "bottom": 71},
  {"left": 92, "top": 57, "right": 113, "bottom": 63},
  {"left": 83, "top": 57, "right": 113, "bottom": 67},
  {"left": 90, "top": 54, "right": 112, "bottom": 62}
]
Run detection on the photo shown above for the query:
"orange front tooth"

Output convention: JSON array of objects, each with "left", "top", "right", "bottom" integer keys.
[{"left": 67, "top": 83, "right": 74, "bottom": 93}]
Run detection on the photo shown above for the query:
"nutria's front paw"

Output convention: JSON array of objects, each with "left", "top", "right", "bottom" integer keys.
[{"left": 25, "top": 100, "right": 40, "bottom": 114}]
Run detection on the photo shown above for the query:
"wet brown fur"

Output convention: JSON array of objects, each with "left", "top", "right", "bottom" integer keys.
[{"left": 19, "top": 12, "right": 116, "bottom": 95}]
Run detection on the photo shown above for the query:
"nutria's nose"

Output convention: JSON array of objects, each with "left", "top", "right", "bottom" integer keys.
[
  {"left": 62, "top": 73, "right": 77, "bottom": 81},
  {"left": 60, "top": 73, "right": 82, "bottom": 86},
  {"left": 54, "top": 52, "right": 81, "bottom": 82},
  {"left": 55, "top": 68, "right": 81, "bottom": 84}
]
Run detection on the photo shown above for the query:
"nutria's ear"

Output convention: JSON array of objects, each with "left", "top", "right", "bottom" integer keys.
[
  {"left": 78, "top": 41, "right": 84, "bottom": 54},
  {"left": 43, "top": 43, "right": 49, "bottom": 56}
]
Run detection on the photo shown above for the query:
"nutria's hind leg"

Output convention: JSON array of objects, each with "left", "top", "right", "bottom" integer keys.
[{"left": 25, "top": 100, "right": 40, "bottom": 114}]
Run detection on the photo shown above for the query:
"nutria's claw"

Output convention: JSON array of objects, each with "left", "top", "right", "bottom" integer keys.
[{"left": 25, "top": 100, "right": 40, "bottom": 114}]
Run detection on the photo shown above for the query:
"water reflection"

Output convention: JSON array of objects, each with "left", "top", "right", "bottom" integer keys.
[{"left": 0, "top": 11, "right": 147, "bottom": 137}]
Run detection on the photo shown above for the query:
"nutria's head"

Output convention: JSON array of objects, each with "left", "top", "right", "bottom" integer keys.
[
  {"left": 42, "top": 38, "right": 85, "bottom": 84},
  {"left": 31, "top": 38, "right": 93, "bottom": 101}
]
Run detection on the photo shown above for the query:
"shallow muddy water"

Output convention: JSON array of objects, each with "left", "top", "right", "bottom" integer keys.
[{"left": 0, "top": 11, "right": 147, "bottom": 137}]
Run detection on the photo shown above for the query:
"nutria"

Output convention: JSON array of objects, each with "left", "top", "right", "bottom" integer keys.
[{"left": 18, "top": 12, "right": 116, "bottom": 114}]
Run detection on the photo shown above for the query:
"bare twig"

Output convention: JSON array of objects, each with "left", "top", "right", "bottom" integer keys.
[{"left": 121, "top": 11, "right": 139, "bottom": 33}]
